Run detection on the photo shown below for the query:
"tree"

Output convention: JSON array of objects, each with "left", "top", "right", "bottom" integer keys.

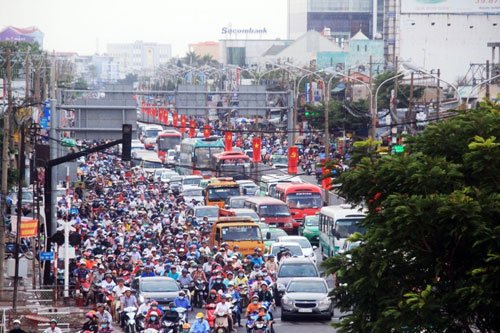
[
  {"left": 117, "top": 73, "right": 138, "bottom": 85},
  {"left": 183, "top": 51, "right": 199, "bottom": 66},
  {"left": 375, "top": 71, "right": 425, "bottom": 110},
  {"left": 323, "top": 101, "right": 500, "bottom": 332}
]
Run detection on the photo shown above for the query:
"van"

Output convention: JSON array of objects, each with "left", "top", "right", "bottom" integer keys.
[{"left": 243, "top": 196, "right": 299, "bottom": 234}]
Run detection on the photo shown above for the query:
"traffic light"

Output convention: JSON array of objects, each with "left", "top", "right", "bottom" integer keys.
[{"left": 122, "top": 124, "right": 132, "bottom": 161}]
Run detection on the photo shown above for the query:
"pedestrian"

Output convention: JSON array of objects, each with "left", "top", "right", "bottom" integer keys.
[
  {"left": 43, "top": 319, "right": 63, "bottom": 333},
  {"left": 9, "top": 320, "right": 26, "bottom": 333}
]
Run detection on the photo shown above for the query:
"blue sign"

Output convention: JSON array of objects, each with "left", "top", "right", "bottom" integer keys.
[
  {"left": 40, "top": 252, "right": 54, "bottom": 261},
  {"left": 69, "top": 207, "right": 79, "bottom": 215}
]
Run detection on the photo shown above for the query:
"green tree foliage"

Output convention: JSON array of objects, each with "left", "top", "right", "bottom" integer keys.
[
  {"left": 323, "top": 101, "right": 500, "bottom": 332},
  {"left": 375, "top": 71, "right": 425, "bottom": 110},
  {"left": 304, "top": 99, "right": 370, "bottom": 133}
]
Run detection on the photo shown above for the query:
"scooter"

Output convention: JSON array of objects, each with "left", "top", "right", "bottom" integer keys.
[
  {"left": 123, "top": 306, "right": 137, "bottom": 333},
  {"left": 193, "top": 279, "right": 207, "bottom": 308},
  {"left": 175, "top": 307, "right": 188, "bottom": 325},
  {"left": 246, "top": 312, "right": 259, "bottom": 333},
  {"left": 231, "top": 299, "right": 241, "bottom": 327},
  {"left": 253, "top": 318, "right": 269, "bottom": 333},
  {"left": 205, "top": 303, "right": 217, "bottom": 329},
  {"left": 161, "top": 319, "right": 177, "bottom": 333},
  {"left": 214, "top": 312, "right": 229, "bottom": 333},
  {"left": 135, "top": 311, "right": 146, "bottom": 332}
]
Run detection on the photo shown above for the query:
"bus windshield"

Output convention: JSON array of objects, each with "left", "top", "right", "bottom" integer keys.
[
  {"left": 143, "top": 161, "right": 163, "bottom": 169},
  {"left": 221, "top": 226, "right": 262, "bottom": 241},
  {"left": 259, "top": 204, "right": 290, "bottom": 217},
  {"left": 335, "top": 218, "right": 365, "bottom": 238},
  {"left": 158, "top": 136, "right": 181, "bottom": 150},
  {"left": 286, "top": 193, "right": 322, "bottom": 209},
  {"left": 208, "top": 187, "right": 240, "bottom": 201},
  {"left": 196, "top": 147, "right": 224, "bottom": 168}
]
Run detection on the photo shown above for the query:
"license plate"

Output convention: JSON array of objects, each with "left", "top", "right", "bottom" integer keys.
[{"left": 298, "top": 308, "right": 313, "bottom": 313}]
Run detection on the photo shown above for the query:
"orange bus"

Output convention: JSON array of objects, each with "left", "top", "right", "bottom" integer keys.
[
  {"left": 210, "top": 151, "right": 251, "bottom": 180},
  {"left": 156, "top": 130, "right": 182, "bottom": 163},
  {"left": 274, "top": 183, "right": 323, "bottom": 224},
  {"left": 208, "top": 216, "right": 265, "bottom": 256}
]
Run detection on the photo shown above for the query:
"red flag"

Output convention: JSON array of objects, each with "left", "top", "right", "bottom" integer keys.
[
  {"left": 180, "top": 115, "right": 186, "bottom": 133},
  {"left": 189, "top": 119, "right": 196, "bottom": 138},
  {"left": 164, "top": 109, "right": 169, "bottom": 125},
  {"left": 288, "top": 146, "right": 298, "bottom": 175},
  {"left": 252, "top": 137, "right": 262, "bottom": 163},
  {"left": 224, "top": 132, "right": 232, "bottom": 151},
  {"left": 322, "top": 167, "right": 332, "bottom": 190},
  {"left": 159, "top": 108, "right": 164, "bottom": 123},
  {"left": 203, "top": 124, "right": 211, "bottom": 139},
  {"left": 173, "top": 113, "right": 178, "bottom": 127}
]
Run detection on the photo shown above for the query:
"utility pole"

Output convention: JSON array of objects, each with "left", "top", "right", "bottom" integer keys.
[
  {"left": 408, "top": 72, "right": 414, "bottom": 134},
  {"left": 25, "top": 49, "right": 31, "bottom": 101},
  {"left": 369, "top": 55, "right": 376, "bottom": 139},
  {"left": 486, "top": 60, "right": 490, "bottom": 101},
  {"left": 0, "top": 48, "right": 13, "bottom": 296},
  {"left": 436, "top": 68, "right": 440, "bottom": 120},
  {"left": 391, "top": 56, "right": 399, "bottom": 146},
  {"left": 324, "top": 79, "right": 330, "bottom": 205}
]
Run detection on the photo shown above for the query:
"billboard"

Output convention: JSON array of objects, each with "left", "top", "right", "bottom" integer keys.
[{"left": 401, "top": 0, "right": 500, "bottom": 14}]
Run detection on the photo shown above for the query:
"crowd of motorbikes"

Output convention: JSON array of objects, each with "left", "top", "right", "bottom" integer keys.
[{"left": 54, "top": 148, "right": 280, "bottom": 333}]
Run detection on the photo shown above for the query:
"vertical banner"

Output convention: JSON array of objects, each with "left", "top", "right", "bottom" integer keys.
[
  {"left": 180, "top": 115, "right": 186, "bottom": 133},
  {"left": 164, "top": 109, "right": 169, "bottom": 125},
  {"left": 322, "top": 167, "right": 332, "bottom": 190},
  {"left": 203, "top": 124, "right": 211, "bottom": 139},
  {"left": 288, "top": 146, "right": 298, "bottom": 175},
  {"left": 252, "top": 137, "right": 262, "bottom": 163},
  {"left": 189, "top": 119, "right": 196, "bottom": 138},
  {"left": 173, "top": 112, "right": 178, "bottom": 128},
  {"left": 224, "top": 132, "right": 233, "bottom": 151}
]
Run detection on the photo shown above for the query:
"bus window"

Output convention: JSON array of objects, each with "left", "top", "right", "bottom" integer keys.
[{"left": 221, "top": 226, "right": 261, "bottom": 241}]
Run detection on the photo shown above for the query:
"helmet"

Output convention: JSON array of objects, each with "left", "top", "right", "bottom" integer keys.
[
  {"left": 85, "top": 311, "right": 95, "bottom": 319},
  {"left": 225, "top": 294, "right": 232, "bottom": 299},
  {"left": 251, "top": 295, "right": 259, "bottom": 300},
  {"left": 13, "top": 319, "right": 21, "bottom": 325},
  {"left": 50, "top": 319, "right": 58, "bottom": 324},
  {"left": 210, "top": 289, "right": 217, "bottom": 295},
  {"left": 150, "top": 311, "right": 158, "bottom": 317},
  {"left": 196, "top": 312, "right": 204, "bottom": 319}
]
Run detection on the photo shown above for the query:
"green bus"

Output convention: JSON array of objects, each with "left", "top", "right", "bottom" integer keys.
[
  {"left": 178, "top": 137, "right": 224, "bottom": 177},
  {"left": 318, "top": 205, "right": 366, "bottom": 258}
]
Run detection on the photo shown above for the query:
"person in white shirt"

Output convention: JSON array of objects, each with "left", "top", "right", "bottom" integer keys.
[
  {"left": 43, "top": 319, "right": 62, "bottom": 333},
  {"left": 214, "top": 294, "right": 233, "bottom": 332}
]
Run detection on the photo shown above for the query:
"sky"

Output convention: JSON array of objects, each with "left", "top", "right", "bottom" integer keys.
[{"left": 0, "top": 0, "right": 288, "bottom": 57}]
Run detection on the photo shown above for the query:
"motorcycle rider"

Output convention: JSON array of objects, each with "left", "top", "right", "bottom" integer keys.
[
  {"left": 95, "top": 303, "right": 113, "bottom": 330},
  {"left": 144, "top": 310, "right": 161, "bottom": 330},
  {"left": 81, "top": 311, "right": 99, "bottom": 333},
  {"left": 43, "top": 319, "right": 63, "bottom": 333},
  {"left": 245, "top": 295, "right": 261, "bottom": 317},
  {"left": 214, "top": 294, "right": 233, "bottom": 333},
  {"left": 179, "top": 268, "right": 193, "bottom": 288},
  {"left": 174, "top": 290, "right": 192, "bottom": 314},
  {"left": 8, "top": 319, "right": 27, "bottom": 333},
  {"left": 190, "top": 312, "right": 210, "bottom": 333},
  {"left": 162, "top": 302, "right": 181, "bottom": 333},
  {"left": 119, "top": 288, "right": 138, "bottom": 328}
]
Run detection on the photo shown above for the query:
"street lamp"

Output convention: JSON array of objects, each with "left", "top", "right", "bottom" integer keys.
[
  {"left": 374, "top": 71, "right": 406, "bottom": 138},
  {"left": 465, "top": 73, "right": 500, "bottom": 109}
]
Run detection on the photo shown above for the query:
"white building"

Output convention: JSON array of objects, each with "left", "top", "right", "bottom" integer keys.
[
  {"left": 107, "top": 41, "right": 172, "bottom": 76},
  {"left": 219, "top": 39, "right": 293, "bottom": 66}
]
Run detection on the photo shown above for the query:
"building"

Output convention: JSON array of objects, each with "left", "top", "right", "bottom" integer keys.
[
  {"left": 107, "top": 41, "right": 172, "bottom": 75},
  {"left": 388, "top": 0, "right": 500, "bottom": 81},
  {"left": 0, "top": 26, "right": 44, "bottom": 46},
  {"left": 188, "top": 41, "right": 220, "bottom": 62},
  {"left": 287, "top": 0, "right": 384, "bottom": 41},
  {"left": 219, "top": 38, "right": 293, "bottom": 66}
]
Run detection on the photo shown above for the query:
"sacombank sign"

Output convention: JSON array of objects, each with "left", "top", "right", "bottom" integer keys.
[{"left": 221, "top": 27, "right": 268, "bottom": 34}]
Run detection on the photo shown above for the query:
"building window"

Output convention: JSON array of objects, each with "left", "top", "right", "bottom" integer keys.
[
  {"left": 227, "top": 47, "right": 246, "bottom": 66},
  {"left": 365, "top": 45, "right": 367, "bottom": 52},
  {"left": 357, "top": 45, "right": 360, "bottom": 52}
]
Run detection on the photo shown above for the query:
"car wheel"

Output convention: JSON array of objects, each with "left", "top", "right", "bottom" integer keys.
[{"left": 280, "top": 310, "right": 288, "bottom": 322}]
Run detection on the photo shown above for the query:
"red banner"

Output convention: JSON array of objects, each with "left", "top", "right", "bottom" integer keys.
[
  {"left": 20, "top": 217, "right": 38, "bottom": 238},
  {"left": 288, "top": 146, "right": 298, "bottom": 175},
  {"left": 189, "top": 119, "right": 196, "bottom": 138},
  {"left": 322, "top": 167, "right": 332, "bottom": 190},
  {"left": 224, "top": 132, "right": 232, "bottom": 151},
  {"left": 173, "top": 113, "right": 178, "bottom": 127},
  {"left": 252, "top": 137, "right": 262, "bottom": 163},
  {"left": 180, "top": 115, "right": 186, "bottom": 133},
  {"left": 203, "top": 124, "right": 211, "bottom": 139},
  {"left": 164, "top": 109, "right": 169, "bottom": 125}
]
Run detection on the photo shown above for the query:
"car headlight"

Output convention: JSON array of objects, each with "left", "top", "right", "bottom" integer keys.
[
  {"left": 277, "top": 283, "right": 286, "bottom": 292},
  {"left": 281, "top": 297, "right": 292, "bottom": 305},
  {"left": 139, "top": 295, "right": 145, "bottom": 303},
  {"left": 318, "top": 297, "right": 331, "bottom": 306}
]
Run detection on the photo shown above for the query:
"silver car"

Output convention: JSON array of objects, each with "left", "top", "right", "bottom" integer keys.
[
  {"left": 132, "top": 277, "right": 180, "bottom": 306},
  {"left": 281, "top": 277, "right": 333, "bottom": 321}
]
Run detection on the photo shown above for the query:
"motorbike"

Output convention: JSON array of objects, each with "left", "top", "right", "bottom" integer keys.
[
  {"left": 161, "top": 319, "right": 177, "bottom": 333},
  {"left": 205, "top": 303, "right": 217, "bottom": 329},
  {"left": 175, "top": 307, "right": 188, "bottom": 325},
  {"left": 143, "top": 329, "right": 159, "bottom": 333},
  {"left": 180, "top": 282, "right": 194, "bottom": 303},
  {"left": 123, "top": 306, "right": 137, "bottom": 333},
  {"left": 239, "top": 284, "right": 249, "bottom": 309},
  {"left": 135, "top": 311, "right": 146, "bottom": 332},
  {"left": 79, "top": 279, "right": 92, "bottom": 306},
  {"left": 193, "top": 279, "right": 207, "bottom": 308},
  {"left": 253, "top": 318, "right": 269, "bottom": 333},
  {"left": 305, "top": 162, "right": 312, "bottom": 175},
  {"left": 246, "top": 312, "right": 259, "bottom": 333},
  {"left": 231, "top": 299, "right": 241, "bottom": 327},
  {"left": 214, "top": 312, "right": 229, "bottom": 333}
]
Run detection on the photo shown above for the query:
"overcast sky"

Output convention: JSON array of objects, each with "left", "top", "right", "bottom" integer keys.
[{"left": 0, "top": 0, "right": 288, "bottom": 57}]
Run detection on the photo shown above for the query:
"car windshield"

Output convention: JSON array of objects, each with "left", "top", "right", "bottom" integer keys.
[
  {"left": 230, "top": 198, "right": 246, "bottom": 208},
  {"left": 269, "top": 229, "right": 288, "bottom": 241},
  {"left": 272, "top": 245, "right": 303, "bottom": 257},
  {"left": 145, "top": 129, "right": 161, "bottom": 138},
  {"left": 335, "top": 218, "right": 365, "bottom": 238},
  {"left": 22, "top": 192, "right": 34, "bottom": 202},
  {"left": 158, "top": 136, "right": 181, "bottom": 150},
  {"left": 221, "top": 226, "right": 262, "bottom": 241},
  {"left": 305, "top": 216, "right": 319, "bottom": 226},
  {"left": 287, "top": 281, "right": 327, "bottom": 293},
  {"left": 141, "top": 280, "right": 179, "bottom": 292},
  {"left": 278, "top": 264, "right": 317, "bottom": 278},
  {"left": 161, "top": 172, "right": 177, "bottom": 180},
  {"left": 143, "top": 161, "right": 163, "bottom": 169},
  {"left": 183, "top": 178, "right": 201, "bottom": 186},
  {"left": 183, "top": 189, "right": 202, "bottom": 197},
  {"left": 271, "top": 155, "right": 288, "bottom": 165},
  {"left": 284, "top": 238, "right": 311, "bottom": 248},
  {"left": 286, "top": 193, "right": 322, "bottom": 209},
  {"left": 208, "top": 187, "right": 240, "bottom": 201},
  {"left": 259, "top": 204, "right": 290, "bottom": 217},
  {"left": 195, "top": 207, "right": 219, "bottom": 218}
]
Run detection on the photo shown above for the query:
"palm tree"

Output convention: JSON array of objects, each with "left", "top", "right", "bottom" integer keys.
[{"left": 183, "top": 51, "right": 199, "bottom": 66}]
